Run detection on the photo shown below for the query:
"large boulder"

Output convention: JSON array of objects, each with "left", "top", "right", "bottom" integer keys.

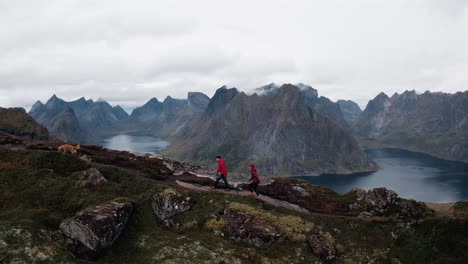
[
  {"left": 152, "top": 189, "right": 195, "bottom": 230},
  {"left": 60, "top": 198, "right": 133, "bottom": 260},
  {"left": 350, "top": 188, "right": 434, "bottom": 218},
  {"left": 351, "top": 187, "right": 398, "bottom": 217},
  {"left": 308, "top": 230, "right": 337, "bottom": 260},
  {"left": 79, "top": 168, "right": 107, "bottom": 187},
  {"left": 222, "top": 209, "right": 284, "bottom": 247}
]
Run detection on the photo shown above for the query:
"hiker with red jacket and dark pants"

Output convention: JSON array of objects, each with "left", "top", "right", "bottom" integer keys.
[
  {"left": 249, "top": 163, "right": 260, "bottom": 196},
  {"left": 214, "top": 156, "right": 229, "bottom": 189}
]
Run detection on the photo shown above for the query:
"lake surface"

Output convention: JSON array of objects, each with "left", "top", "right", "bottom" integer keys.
[
  {"left": 100, "top": 134, "right": 170, "bottom": 156},
  {"left": 297, "top": 149, "right": 468, "bottom": 202}
]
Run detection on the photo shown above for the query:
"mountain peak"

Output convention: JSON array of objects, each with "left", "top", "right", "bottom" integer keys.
[
  {"left": 278, "top": 83, "right": 301, "bottom": 94},
  {"left": 254, "top": 83, "right": 280, "bottom": 95},
  {"left": 206, "top": 86, "right": 240, "bottom": 115},
  {"left": 46, "top": 94, "right": 65, "bottom": 105},
  {"left": 163, "top": 96, "right": 174, "bottom": 103},
  {"left": 374, "top": 92, "right": 390, "bottom": 100},
  {"left": 296, "top": 83, "right": 314, "bottom": 90},
  {"left": 146, "top": 97, "right": 160, "bottom": 104},
  {"left": 188, "top": 92, "right": 209, "bottom": 99}
]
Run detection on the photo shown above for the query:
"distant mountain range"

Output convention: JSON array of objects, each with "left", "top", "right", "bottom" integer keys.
[
  {"left": 25, "top": 84, "right": 467, "bottom": 175},
  {"left": 354, "top": 90, "right": 468, "bottom": 162},
  {"left": 125, "top": 92, "right": 210, "bottom": 137},
  {"left": 29, "top": 95, "right": 129, "bottom": 143}
]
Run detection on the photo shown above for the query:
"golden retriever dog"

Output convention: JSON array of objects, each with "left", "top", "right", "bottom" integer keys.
[{"left": 58, "top": 144, "right": 80, "bottom": 155}]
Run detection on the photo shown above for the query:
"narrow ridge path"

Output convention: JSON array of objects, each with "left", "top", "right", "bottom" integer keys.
[{"left": 176, "top": 180, "right": 312, "bottom": 215}]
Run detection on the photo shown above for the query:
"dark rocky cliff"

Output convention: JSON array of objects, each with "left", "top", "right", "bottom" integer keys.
[
  {"left": 166, "top": 84, "right": 377, "bottom": 176},
  {"left": 355, "top": 90, "right": 468, "bottom": 162}
]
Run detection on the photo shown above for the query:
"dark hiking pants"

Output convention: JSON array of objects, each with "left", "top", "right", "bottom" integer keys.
[
  {"left": 249, "top": 182, "right": 259, "bottom": 196},
  {"left": 214, "top": 173, "right": 229, "bottom": 189}
]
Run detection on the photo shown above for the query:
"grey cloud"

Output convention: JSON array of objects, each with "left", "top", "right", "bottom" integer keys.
[{"left": 0, "top": 0, "right": 467, "bottom": 111}]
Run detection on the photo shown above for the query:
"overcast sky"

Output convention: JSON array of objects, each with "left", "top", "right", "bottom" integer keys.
[{"left": 1, "top": 0, "right": 467, "bottom": 111}]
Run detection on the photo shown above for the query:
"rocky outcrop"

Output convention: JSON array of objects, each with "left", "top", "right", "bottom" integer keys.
[
  {"left": 151, "top": 189, "right": 195, "bottom": 230},
  {"left": 259, "top": 179, "right": 434, "bottom": 218},
  {"left": 308, "top": 230, "right": 337, "bottom": 260},
  {"left": 258, "top": 179, "right": 353, "bottom": 215},
  {"left": 222, "top": 208, "right": 284, "bottom": 247},
  {"left": 355, "top": 90, "right": 468, "bottom": 162},
  {"left": 0, "top": 107, "right": 50, "bottom": 141},
  {"left": 79, "top": 168, "right": 107, "bottom": 187},
  {"left": 166, "top": 84, "right": 377, "bottom": 176},
  {"left": 350, "top": 187, "right": 398, "bottom": 217},
  {"left": 161, "top": 157, "right": 211, "bottom": 175},
  {"left": 60, "top": 198, "right": 133, "bottom": 260},
  {"left": 390, "top": 199, "right": 435, "bottom": 219}
]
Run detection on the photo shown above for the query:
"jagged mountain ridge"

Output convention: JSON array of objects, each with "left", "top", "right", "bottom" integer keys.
[
  {"left": 166, "top": 84, "right": 378, "bottom": 176},
  {"left": 29, "top": 95, "right": 129, "bottom": 143},
  {"left": 122, "top": 92, "right": 210, "bottom": 136},
  {"left": 254, "top": 83, "right": 351, "bottom": 129},
  {"left": 355, "top": 90, "right": 468, "bottom": 162}
]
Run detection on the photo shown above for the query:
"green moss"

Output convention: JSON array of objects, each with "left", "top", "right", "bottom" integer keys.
[{"left": 229, "top": 202, "right": 314, "bottom": 241}]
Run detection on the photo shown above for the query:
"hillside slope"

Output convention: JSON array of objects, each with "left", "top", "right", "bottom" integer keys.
[
  {"left": 0, "top": 133, "right": 467, "bottom": 263},
  {"left": 0, "top": 107, "right": 50, "bottom": 141}
]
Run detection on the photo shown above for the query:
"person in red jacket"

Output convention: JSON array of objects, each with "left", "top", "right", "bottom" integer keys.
[
  {"left": 249, "top": 163, "right": 261, "bottom": 196},
  {"left": 214, "top": 156, "right": 229, "bottom": 189}
]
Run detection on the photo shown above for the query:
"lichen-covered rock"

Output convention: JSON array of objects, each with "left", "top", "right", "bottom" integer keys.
[
  {"left": 308, "top": 230, "right": 336, "bottom": 260},
  {"left": 79, "top": 154, "right": 92, "bottom": 163},
  {"left": 152, "top": 189, "right": 195, "bottom": 230},
  {"left": 60, "top": 198, "right": 133, "bottom": 260},
  {"left": 350, "top": 188, "right": 434, "bottom": 218},
  {"left": 351, "top": 187, "right": 398, "bottom": 217},
  {"left": 79, "top": 168, "right": 107, "bottom": 187},
  {"left": 390, "top": 199, "right": 434, "bottom": 219},
  {"left": 223, "top": 208, "right": 284, "bottom": 247}
]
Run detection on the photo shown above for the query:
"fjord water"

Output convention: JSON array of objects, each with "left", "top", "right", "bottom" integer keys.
[
  {"left": 101, "top": 134, "right": 170, "bottom": 156},
  {"left": 297, "top": 149, "right": 468, "bottom": 203}
]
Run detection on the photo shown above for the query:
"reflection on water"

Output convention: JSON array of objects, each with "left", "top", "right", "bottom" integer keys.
[
  {"left": 297, "top": 149, "right": 468, "bottom": 202},
  {"left": 101, "top": 134, "right": 170, "bottom": 156}
]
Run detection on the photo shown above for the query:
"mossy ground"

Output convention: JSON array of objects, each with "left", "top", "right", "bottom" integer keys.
[{"left": 1, "top": 147, "right": 468, "bottom": 263}]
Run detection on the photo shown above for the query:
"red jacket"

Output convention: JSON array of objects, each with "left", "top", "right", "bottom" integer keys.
[
  {"left": 249, "top": 164, "right": 260, "bottom": 183},
  {"left": 217, "top": 159, "right": 228, "bottom": 176}
]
